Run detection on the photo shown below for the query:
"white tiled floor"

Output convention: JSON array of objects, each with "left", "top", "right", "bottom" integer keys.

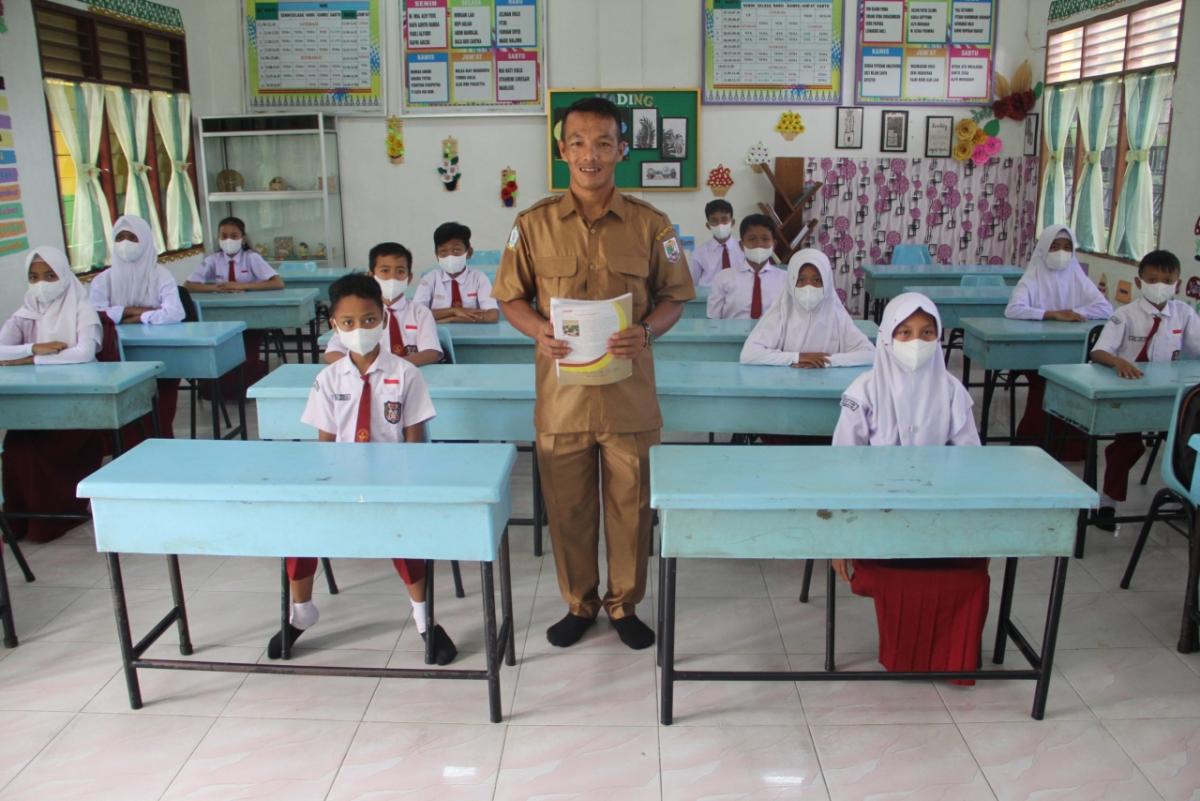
[{"left": 1, "top": 366, "right": 1199, "bottom": 800}]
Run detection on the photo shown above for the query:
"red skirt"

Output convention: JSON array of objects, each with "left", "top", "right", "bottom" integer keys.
[
  {"left": 2, "top": 429, "right": 104, "bottom": 542},
  {"left": 850, "top": 558, "right": 990, "bottom": 684}
]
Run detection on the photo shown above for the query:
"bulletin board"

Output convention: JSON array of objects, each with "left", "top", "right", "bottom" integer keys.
[
  {"left": 243, "top": 0, "right": 385, "bottom": 113},
  {"left": 703, "top": 0, "right": 845, "bottom": 105},
  {"left": 547, "top": 89, "right": 700, "bottom": 192},
  {"left": 401, "top": 0, "right": 546, "bottom": 116},
  {"left": 854, "top": 0, "right": 996, "bottom": 105}
]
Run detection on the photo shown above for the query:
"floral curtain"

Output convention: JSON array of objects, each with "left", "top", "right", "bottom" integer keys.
[
  {"left": 1108, "top": 68, "right": 1173, "bottom": 259},
  {"left": 1070, "top": 78, "right": 1119, "bottom": 251},
  {"left": 1037, "top": 83, "right": 1079, "bottom": 232},
  {"left": 43, "top": 80, "right": 112, "bottom": 270},
  {"left": 150, "top": 91, "right": 202, "bottom": 250},
  {"left": 104, "top": 85, "right": 166, "bottom": 254}
]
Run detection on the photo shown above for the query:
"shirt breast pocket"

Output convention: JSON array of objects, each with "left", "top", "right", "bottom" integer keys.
[
  {"left": 608, "top": 256, "right": 650, "bottom": 314},
  {"left": 533, "top": 256, "right": 578, "bottom": 305}
]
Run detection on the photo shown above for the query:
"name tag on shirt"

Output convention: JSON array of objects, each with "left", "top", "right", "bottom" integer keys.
[{"left": 333, "top": 393, "right": 351, "bottom": 401}]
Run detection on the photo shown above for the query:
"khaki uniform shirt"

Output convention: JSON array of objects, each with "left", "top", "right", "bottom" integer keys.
[{"left": 493, "top": 191, "right": 696, "bottom": 434}]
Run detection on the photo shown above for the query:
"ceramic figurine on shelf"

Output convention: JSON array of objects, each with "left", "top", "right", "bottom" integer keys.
[
  {"left": 254, "top": 244, "right": 269, "bottom": 259},
  {"left": 297, "top": 242, "right": 309, "bottom": 259},
  {"left": 268, "top": 176, "right": 290, "bottom": 191},
  {"left": 217, "top": 169, "right": 244, "bottom": 192},
  {"left": 273, "top": 236, "right": 294, "bottom": 260},
  {"left": 313, "top": 242, "right": 327, "bottom": 260}
]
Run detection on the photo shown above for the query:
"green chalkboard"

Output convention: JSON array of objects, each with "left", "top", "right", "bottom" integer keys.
[{"left": 547, "top": 89, "right": 700, "bottom": 192}]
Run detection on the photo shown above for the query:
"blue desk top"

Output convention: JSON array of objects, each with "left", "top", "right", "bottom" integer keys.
[
  {"left": 278, "top": 264, "right": 355, "bottom": 279},
  {"left": 1039, "top": 361, "right": 1200, "bottom": 400},
  {"left": 193, "top": 288, "right": 319, "bottom": 307},
  {"left": 687, "top": 286, "right": 710, "bottom": 303},
  {"left": 651, "top": 445, "right": 1095, "bottom": 511},
  {"left": 78, "top": 439, "right": 516, "bottom": 505},
  {"left": 961, "top": 317, "right": 1101, "bottom": 342},
  {"left": 900, "top": 286, "right": 1012, "bottom": 303},
  {"left": 863, "top": 264, "right": 1023, "bottom": 278},
  {"left": 117, "top": 321, "right": 247, "bottom": 346},
  {"left": 0, "top": 361, "right": 163, "bottom": 395}
]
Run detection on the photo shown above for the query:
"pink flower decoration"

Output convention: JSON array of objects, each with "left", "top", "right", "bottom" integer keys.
[
  {"left": 930, "top": 199, "right": 943, "bottom": 213},
  {"left": 971, "top": 146, "right": 990, "bottom": 166},
  {"left": 819, "top": 230, "right": 830, "bottom": 245},
  {"left": 870, "top": 246, "right": 882, "bottom": 261},
  {"left": 942, "top": 172, "right": 958, "bottom": 189},
  {"left": 986, "top": 136, "right": 1003, "bottom": 156},
  {"left": 885, "top": 230, "right": 901, "bottom": 246},
  {"left": 995, "top": 184, "right": 1010, "bottom": 200},
  {"left": 835, "top": 216, "right": 850, "bottom": 233},
  {"left": 911, "top": 208, "right": 921, "bottom": 220},
  {"left": 873, "top": 172, "right": 886, "bottom": 186},
  {"left": 840, "top": 161, "right": 856, "bottom": 180},
  {"left": 858, "top": 194, "right": 869, "bottom": 206},
  {"left": 890, "top": 159, "right": 905, "bottom": 174},
  {"left": 946, "top": 190, "right": 962, "bottom": 208},
  {"left": 926, "top": 187, "right": 938, "bottom": 200},
  {"left": 820, "top": 158, "right": 834, "bottom": 171},
  {"left": 937, "top": 244, "right": 952, "bottom": 262}
]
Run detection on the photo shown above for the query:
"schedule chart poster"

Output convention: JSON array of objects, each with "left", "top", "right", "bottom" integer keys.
[
  {"left": 244, "top": 0, "right": 384, "bottom": 112},
  {"left": 855, "top": 0, "right": 995, "bottom": 105},
  {"left": 402, "top": 0, "right": 545, "bottom": 115},
  {"left": 704, "top": 0, "right": 844, "bottom": 104}
]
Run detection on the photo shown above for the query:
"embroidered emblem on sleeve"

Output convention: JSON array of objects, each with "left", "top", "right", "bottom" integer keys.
[
  {"left": 507, "top": 226, "right": 520, "bottom": 250},
  {"left": 662, "top": 237, "right": 681, "bottom": 263},
  {"left": 840, "top": 397, "right": 859, "bottom": 411}
]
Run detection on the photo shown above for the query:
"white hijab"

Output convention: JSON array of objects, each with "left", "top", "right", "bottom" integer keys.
[
  {"left": 106, "top": 215, "right": 160, "bottom": 307},
  {"left": 13, "top": 246, "right": 99, "bottom": 346},
  {"left": 1018, "top": 225, "right": 1097, "bottom": 312},
  {"left": 843, "top": 292, "right": 976, "bottom": 445},
  {"left": 755, "top": 248, "right": 860, "bottom": 353}
]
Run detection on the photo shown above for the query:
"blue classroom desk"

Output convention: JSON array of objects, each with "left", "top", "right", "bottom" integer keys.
[
  {"left": 194, "top": 288, "right": 320, "bottom": 363},
  {"left": 117, "top": 322, "right": 248, "bottom": 440},
  {"left": 0, "top": 361, "right": 163, "bottom": 437},
  {"left": 682, "top": 286, "right": 710, "bottom": 319},
  {"left": 77, "top": 439, "right": 518, "bottom": 721},
  {"left": 276, "top": 264, "right": 356, "bottom": 303},
  {"left": 900, "top": 285, "right": 1011, "bottom": 332},
  {"left": 961, "top": 317, "right": 1102, "bottom": 444},
  {"left": 862, "top": 264, "right": 1022, "bottom": 322},
  {"left": 651, "top": 444, "right": 1095, "bottom": 723}
]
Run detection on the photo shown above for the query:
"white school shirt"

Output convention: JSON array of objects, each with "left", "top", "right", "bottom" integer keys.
[
  {"left": 0, "top": 316, "right": 101, "bottom": 364},
  {"left": 89, "top": 266, "right": 185, "bottom": 325},
  {"left": 706, "top": 262, "right": 787, "bottom": 320},
  {"left": 690, "top": 237, "right": 744, "bottom": 287},
  {"left": 324, "top": 298, "right": 442, "bottom": 358},
  {"left": 301, "top": 349, "right": 437, "bottom": 442},
  {"left": 189, "top": 249, "right": 278, "bottom": 284},
  {"left": 412, "top": 267, "right": 498, "bottom": 311},
  {"left": 1092, "top": 297, "right": 1200, "bottom": 363}
]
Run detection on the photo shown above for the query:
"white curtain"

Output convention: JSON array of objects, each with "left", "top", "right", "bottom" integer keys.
[
  {"left": 1108, "top": 68, "right": 1173, "bottom": 259},
  {"left": 1069, "top": 78, "right": 1119, "bottom": 252},
  {"left": 44, "top": 80, "right": 112, "bottom": 270},
  {"left": 104, "top": 86, "right": 166, "bottom": 254},
  {"left": 150, "top": 91, "right": 203, "bottom": 250},
  {"left": 1036, "top": 83, "right": 1079, "bottom": 232}
]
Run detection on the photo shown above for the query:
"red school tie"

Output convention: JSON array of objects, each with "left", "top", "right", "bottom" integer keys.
[
  {"left": 1135, "top": 315, "right": 1162, "bottom": 363},
  {"left": 450, "top": 278, "right": 463, "bottom": 308},
  {"left": 387, "top": 309, "right": 403, "bottom": 355},
  {"left": 750, "top": 271, "right": 763, "bottom": 320},
  {"left": 354, "top": 374, "right": 371, "bottom": 442},
  {"left": 227, "top": 258, "right": 236, "bottom": 282},
  {"left": 721, "top": 243, "right": 731, "bottom": 271}
]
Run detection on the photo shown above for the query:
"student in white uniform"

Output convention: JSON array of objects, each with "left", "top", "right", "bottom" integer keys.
[
  {"left": 706, "top": 214, "right": 787, "bottom": 320},
  {"left": 690, "top": 198, "right": 745, "bottom": 287},
  {"left": 270, "top": 273, "right": 457, "bottom": 664},
  {"left": 324, "top": 242, "right": 442, "bottom": 367},
  {"left": 412, "top": 221, "right": 500, "bottom": 323},
  {"left": 185, "top": 216, "right": 283, "bottom": 293},
  {"left": 89, "top": 215, "right": 186, "bottom": 326},
  {"left": 0, "top": 246, "right": 101, "bottom": 366},
  {"left": 1090, "top": 249, "right": 1200, "bottom": 529},
  {"left": 741, "top": 248, "right": 875, "bottom": 368}
]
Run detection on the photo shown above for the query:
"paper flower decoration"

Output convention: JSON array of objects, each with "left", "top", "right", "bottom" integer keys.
[
  {"left": 438, "top": 136, "right": 460, "bottom": 191},
  {"left": 386, "top": 116, "right": 405, "bottom": 164},
  {"left": 955, "top": 119, "right": 979, "bottom": 143},
  {"left": 952, "top": 140, "right": 974, "bottom": 162},
  {"left": 500, "top": 166, "right": 518, "bottom": 208},
  {"left": 706, "top": 164, "right": 733, "bottom": 197},
  {"left": 745, "top": 141, "right": 770, "bottom": 173},
  {"left": 775, "top": 111, "right": 805, "bottom": 141},
  {"left": 991, "top": 61, "right": 1040, "bottom": 123}
]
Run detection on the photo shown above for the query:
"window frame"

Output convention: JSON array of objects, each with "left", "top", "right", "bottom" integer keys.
[
  {"left": 1041, "top": 0, "right": 1183, "bottom": 264},
  {"left": 33, "top": 0, "right": 200, "bottom": 275}
]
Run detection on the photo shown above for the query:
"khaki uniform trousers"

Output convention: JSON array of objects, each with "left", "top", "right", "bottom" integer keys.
[{"left": 536, "top": 429, "right": 659, "bottom": 619}]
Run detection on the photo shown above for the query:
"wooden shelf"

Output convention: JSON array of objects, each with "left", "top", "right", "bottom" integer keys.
[{"left": 757, "top": 157, "right": 821, "bottom": 259}]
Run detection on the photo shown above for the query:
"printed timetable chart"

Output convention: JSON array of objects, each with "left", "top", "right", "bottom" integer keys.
[
  {"left": 244, "top": 0, "right": 384, "bottom": 112},
  {"left": 402, "top": 0, "right": 545, "bottom": 115},
  {"left": 704, "top": 0, "right": 844, "bottom": 104},
  {"left": 855, "top": 0, "right": 995, "bottom": 104}
]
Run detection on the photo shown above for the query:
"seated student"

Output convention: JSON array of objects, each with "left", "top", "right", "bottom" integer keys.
[
  {"left": 706, "top": 214, "right": 786, "bottom": 320},
  {"left": 89, "top": 215, "right": 185, "bottom": 438},
  {"left": 1090, "top": 249, "right": 1199, "bottom": 530},
  {"left": 0, "top": 247, "right": 104, "bottom": 542},
  {"left": 832, "top": 292, "right": 988, "bottom": 682},
  {"left": 741, "top": 248, "right": 874, "bottom": 368},
  {"left": 269, "top": 273, "right": 457, "bottom": 664},
  {"left": 325, "top": 243, "right": 441, "bottom": 366},
  {"left": 412, "top": 222, "right": 499, "bottom": 324},
  {"left": 690, "top": 199, "right": 745, "bottom": 287},
  {"left": 1006, "top": 225, "right": 1112, "bottom": 453}
]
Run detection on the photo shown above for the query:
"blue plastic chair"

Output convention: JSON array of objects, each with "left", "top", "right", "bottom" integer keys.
[
  {"left": 960, "top": 274, "right": 1006, "bottom": 288},
  {"left": 890, "top": 244, "right": 932, "bottom": 265},
  {"left": 437, "top": 325, "right": 456, "bottom": 364}
]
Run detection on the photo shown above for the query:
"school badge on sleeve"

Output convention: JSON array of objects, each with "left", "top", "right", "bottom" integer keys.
[
  {"left": 384, "top": 401, "right": 402, "bottom": 424},
  {"left": 662, "top": 237, "right": 681, "bottom": 263}
]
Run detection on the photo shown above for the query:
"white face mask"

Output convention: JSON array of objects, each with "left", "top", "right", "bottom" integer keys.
[
  {"left": 27, "top": 279, "right": 66, "bottom": 307},
  {"left": 114, "top": 239, "right": 145, "bottom": 263},
  {"left": 891, "top": 338, "right": 939, "bottom": 372},
  {"left": 1044, "top": 250, "right": 1072, "bottom": 271},
  {"left": 439, "top": 254, "right": 468, "bottom": 275},
  {"left": 338, "top": 323, "right": 384, "bottom": 355},
  {"left": 743, "top": 247, "right": 774, "bottom": 265},
  {"left": 376, "top": 277, "right": 408, "bottom": 302},
  {"left": 219, "top": 238, "right": 243, "bottom": 256},
  {"left": 1141, "top": 281, "right": 1177, "bottom": 306},
  {"left": 711, "top": 223, "right": 732, "bottom": 241},
  {"left": 793, "top": 284, "right": 824, "bottom": 311}
]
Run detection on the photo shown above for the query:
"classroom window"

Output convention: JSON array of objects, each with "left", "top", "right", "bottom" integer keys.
[
  {"left": 1042, "top": 0, "right": 1181, "bottom": 260},
  {"left": 34, "top": 0, "right": 198, "bottom": 274}
]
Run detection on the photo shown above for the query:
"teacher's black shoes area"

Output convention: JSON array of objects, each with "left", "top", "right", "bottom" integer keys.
[
  {"left": 611, "top": 615, "right": 655, "bottom": 650},
  {"left": 421, "top": 625, "right": 458, "bottom": 666},
  {"left": 546, "top": 612, "right": 596, "bottom": 647},
  {"left": 266, "top": 623, "right": 307, "bottom": 660}
]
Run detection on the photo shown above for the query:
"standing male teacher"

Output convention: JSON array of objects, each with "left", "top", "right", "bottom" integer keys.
[{"left": 494, "top": 97, "right": 695, "bottom": 650}]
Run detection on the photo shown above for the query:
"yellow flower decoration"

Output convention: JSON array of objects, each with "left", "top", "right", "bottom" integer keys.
[
  {"left": 775, "top": 111, "right": 805, "bottom": 140},
  {"left": 952, "top": 140, "right": 974, "bottom": 162},
  {"left": 955, "top": 118, "right": 979, "bottom": 142},
  {"left": 972, "top": 129, "right": 988, "bottom": 146}
]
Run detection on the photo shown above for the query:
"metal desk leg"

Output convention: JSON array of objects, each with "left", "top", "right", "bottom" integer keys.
[
  {"left": 480, "top": 560, "right": 502, "bottom": 723},
  {"left": 499, "top": 529, "right": 516, "bottom": 667},
  {"left": 0, "top": 540, "right": 17, "bottom": 647},
  {"left": 210, "top": 379, "right": 223, "bottom": 440},
  {"left": 660, "top": 557, "right": 677, "bottom": 725},
  {"left": 532, "top": 451, "right": 544, "bottom": 557},
  {"left": 993, "top": 557, "right": 1018, "bottom": 663},
  {"left": 656, "top": 552, "right": 667, "bottom": 668},
  {"left": 234, "top": 365, "right": 248, "bottom": 440},
  {"left": 862, "top": 290, "right": 871, "bottom": 321},
  {"left": 424, "top": 560, "right": 437, "bottom": 666},
  {"left": 0, "top": 513, "right": 35, "bottom": 583},
  {"left": 309, "top": 319, "right": 319, "bottom": 364},
  {"left": 1075, "top": 436, "right": 1098, "bottom": 559},
  {"left": 799, "top": 559, "right": 814, "bottom": 603},
  {"left": 962, "top": 354, "right": 971, "bottom": 388},
  {"left": 980, "top": 370, "right": 997, "bottom": 444},
  {"left": 825, "top": 562, "right": 837, "bottom": 672},
  {"left": 280, "top": 559, "right": 293, "bottom": 661},
  {"left": 107, "top": 553, "right": 143, "bottom": 709},
  {"left": 189, "top": 380, "right": 198, "bottom": 440},
  {"left": 451, "top": 561, "right": 465, "bottom": 599},
  {"left": 1031, "top": 556, "right": 1069, "bottom": 720},
  {"left": 166, "top": 555, "right": 193, "bottom": 655}
]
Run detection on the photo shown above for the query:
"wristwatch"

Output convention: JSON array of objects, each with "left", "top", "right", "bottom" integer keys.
[{"left": 642, "top": 322, "right": 655, "bottom": 346}]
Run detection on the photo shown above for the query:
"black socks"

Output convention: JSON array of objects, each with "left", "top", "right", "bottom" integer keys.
[
  {"left": 421, "top": 624, "right": 458, "bottom": 666},
  {"left": 546, "top": 613, "right": 596, "bottom": 647},
  {"left": 266, "top": 623, "right": 306, "bottom": 660},
  {"left": 611, "top": 615, "right": 655, "bottom": 650}
]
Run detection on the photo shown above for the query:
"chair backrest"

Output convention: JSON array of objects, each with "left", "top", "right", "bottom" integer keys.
[
  {"left": 176, "top": 285, "right": 201, "bottom": 323},
  {"left": 960, "top": 274, "right": 1006, "bottom": 288},
  {"left": 1084, "top": 323, "right": 1105, "bottom": 362},
  {"left": 1164, "top": 382, "right": 1200, "bottom": 497},
  {"left": 891, "top": 244, "right": 933, "bottom": 265},
  {"left": 437, "top": 325, "right": 455, "bottom": 364}
]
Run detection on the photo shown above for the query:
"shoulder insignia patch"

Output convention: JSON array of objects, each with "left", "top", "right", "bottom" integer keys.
[
  {"left": 840, "top": 397, "right": 860, "bottom": 411},
  {"left": 507, "top": 226, "right": 520, "bottom": 250},
  {"left": 655, "top": 225, "right": 675, "bottom": 241},
  {"left": 662, "top": 237, "right": 681, "bottom": 263}
]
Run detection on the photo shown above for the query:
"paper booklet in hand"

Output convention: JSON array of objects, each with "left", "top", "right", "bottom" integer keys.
[{"left": 550, "top": 293, "right": 634, "bottom": 386}]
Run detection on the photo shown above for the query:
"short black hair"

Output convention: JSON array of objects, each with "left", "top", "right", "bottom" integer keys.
[
  {"left": 434, "top": 221, "right": 472, "bottom": 250},
  {"left": 368, "top": 241, "right": 413, "bottom": 273},
  {"left": 1139, "top": 249, "right": 1180, "bottom": 276},
  {"left": 217, "top": 216, "right": 249, "bottom": 250},
  {"left": 329, "top": 272, "right": 383, "bottom": 315},
  {"left": 560, "top": 96, "right": 622, "bottom": 139},
  {"left": 704, "top": 199, "right": 734, "bottom": 219},
  {"left": 739, "top": 213, "right": 775, "bottom": 240}
]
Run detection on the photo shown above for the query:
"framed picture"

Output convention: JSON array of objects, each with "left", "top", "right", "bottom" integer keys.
[
  {"left": 1024, "top": 113, "right": 1040, "bottom": 157},
  {"left": 881, "top": 110, "right": 909, "bottom": 153},
  {"left": 661, "top": 117, "right": 688, "bottom": 159},
  {"left": 836, "top": 106, "right": 864, "bottom": 149},
  {"left": 641, "top": 161, "right": 681, "bottom": 188},
  {"left": 632, "top": 108, "right": 659, "bottom": 150},
  {"left": 925, "top": 115, "right": 954, "bottom": 158}
]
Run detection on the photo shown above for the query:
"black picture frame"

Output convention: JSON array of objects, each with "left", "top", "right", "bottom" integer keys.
[
  {"left": 1024, "top": 113, "right": 1040, "bottom": 157},
  {"left": 881, "top": 110, "right": 909, "bottom": 153},
  {"left": 632, "top": 107, "right": 659, "bottom": 150},
  {"left": 641, "top": 161, "right": 681, "bottom": 188},
  {"left": 661, "top": 116, "right": 688, "bottom": 160},
  {"left": 835, "top": 106, "right": 864, "bottom": 150},
  {"left": 925, "top": 115, "right": 954, "bottom": 158}
]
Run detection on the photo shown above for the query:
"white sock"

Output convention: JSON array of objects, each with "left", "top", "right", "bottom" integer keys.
[
  {"left": 290, "top": 600, "right": 319, "bottom": 630},
  {"left": 1100, "top": 493, "right": 1118, "bottom": 508},
  {"left": 411, "top": 600, "right": 428, "bottom": 634}
]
